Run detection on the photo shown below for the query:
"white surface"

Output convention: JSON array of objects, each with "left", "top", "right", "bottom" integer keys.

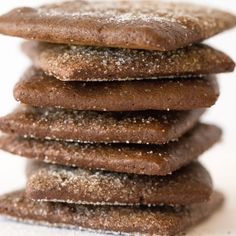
[{"left": 0, "top": 0, "right": 236, "bottom": 235}]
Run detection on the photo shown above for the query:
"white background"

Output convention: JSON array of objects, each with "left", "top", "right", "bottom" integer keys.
[{"left": 0, "top": 1, "right": 235, "bottom": 235}]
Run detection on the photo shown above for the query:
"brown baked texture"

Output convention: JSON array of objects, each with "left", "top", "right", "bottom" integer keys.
[
  {"left": 14, "top": 68, "right": 219, "bottom": 111},
  {"left": 0, "top": 1, "right": 236, "bottom": 50},
  {"left": 0, "top": 123, "right": 222, "bottom": 176},
  {"left": 0, "top": 105, "right": 204, "bottom": 144},
  {"left": 26, "top": 161, "right": 212, "bottom": 205},
  {"left": 0, "top": 190, "right": 223, "bottom": 236},
  {"left": 22, "top": 41, "right": 235, "bottom": 81}
]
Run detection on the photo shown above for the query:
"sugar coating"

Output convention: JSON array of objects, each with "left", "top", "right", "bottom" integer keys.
[
  {"left": 35, "top": 1, "right": 235, "bottom": 37},
  {"left": 26, "top": 161, "right": 213, "bottom": 205},
  {"left": 22, "top": 42, "right": 234, "bottom": 81},
  {"left": 0, "top": 105, "right": 205, "bottom": 144},
  {"left": 0, "top": 0, "right": 236, "bottom": 51},
  {"left": 0, "top": 123, "right": 222, "bottom": 176},
  {"left": 2, "top": 0, "right": 233, "bottom": 51},
  {"left": 0, "top": 190, "right": 224, "bottom": 236},
  {"left": 0, "top": 215, "right": 138, "bottom": 236}
]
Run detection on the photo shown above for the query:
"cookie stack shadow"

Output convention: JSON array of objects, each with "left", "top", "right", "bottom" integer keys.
[{"left": 0, "top": 1, "right": 235, "bottom": 235}]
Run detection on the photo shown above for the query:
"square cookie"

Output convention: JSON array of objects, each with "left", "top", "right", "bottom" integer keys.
[
  {"left": 0, "top": 1, "right": 235, "bottom": 50},
  {"left": 14, "top": 68, "right": 219, "bottom": 111},
  {"left": 0, "top": 105, "right": 204, "bottom": 144},
  {"left": 26, "top": 161, "right": 212, "bottom": 205},
  {"left": 0, "top": 190, "right": 223, "bottom": 235},
  {"left": 22, "top": 42, "right": 235, "bottom": 81},
  {"left": 0, "top": 123, "right": 222, "bottom": 176}
]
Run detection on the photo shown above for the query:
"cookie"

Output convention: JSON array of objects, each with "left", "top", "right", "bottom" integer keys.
[
  {"left": 22, "top": 41, "right": 235, "bottom": 81},
  {"left": 14, "top": 68, "right": 219, "bottom": 111},
  {"left": 0, "top": 105, "right": 204, "bottom": 144},
  {"left": 0, "top": 1, "right": 236, "bottom": 50},
  {"left": 26, "top": 161, "right": 212, "bottom": 205},
  {"left": 0, "top": 190, "right": 223, "bottom": 236},
  {"left": 0, "top": 123, "right": 221, "bottom": 176}
]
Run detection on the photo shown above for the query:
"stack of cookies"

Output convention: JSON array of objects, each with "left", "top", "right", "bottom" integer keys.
[{"left": 0, "top": 1, "right": 235, "bottom": 235}]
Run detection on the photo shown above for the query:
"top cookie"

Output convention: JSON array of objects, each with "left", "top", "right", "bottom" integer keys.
[{"left": 0, "top": 1, "right": 236, "bottom": 51}]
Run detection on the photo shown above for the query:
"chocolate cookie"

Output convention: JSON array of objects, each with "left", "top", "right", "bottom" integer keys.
[
  {"left": 0, "top": 190, "right": 223, "bottom": 235},
  {"left": 0, "top": 105, "right": 204, "bottom": 144},
  {"left": 0, "top": 1, "right": 236, "bottom": 50},
  {"left": 22, "top": 42, "right": 235, "bottom": 81},
  {"left": 0, "top": 123, "right": 222, "bottom": 176},
  {"left": 14, "top": 68, "right": 219, "bottom": 111},
  {"left": 26, "top": 161, "right": 212, "bottom": 205}
]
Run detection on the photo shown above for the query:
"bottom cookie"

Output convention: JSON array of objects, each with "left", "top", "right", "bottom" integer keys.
[{"left": 0, "top": 190, "right": 223, "bottom": 236}]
